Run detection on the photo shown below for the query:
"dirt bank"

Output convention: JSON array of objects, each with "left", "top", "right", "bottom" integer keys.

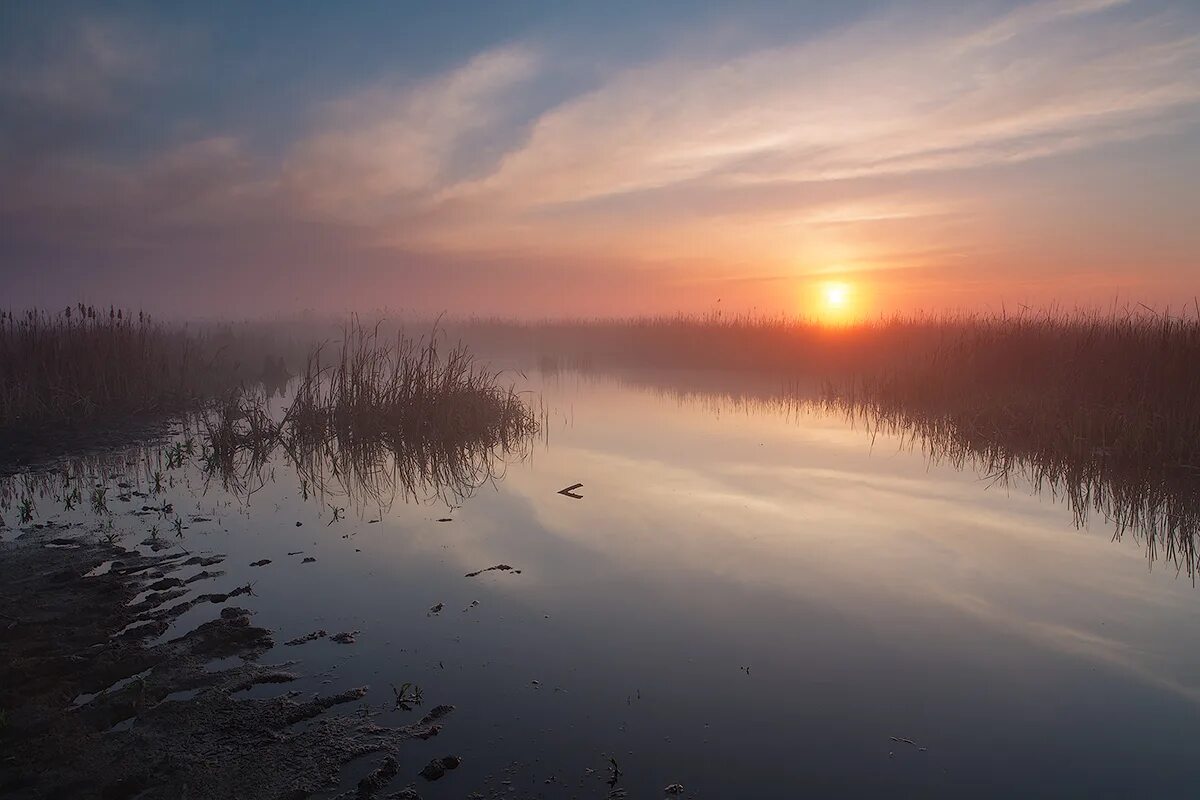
[{"left": 0, "top": 529, "right": 449, "bottom": 799}]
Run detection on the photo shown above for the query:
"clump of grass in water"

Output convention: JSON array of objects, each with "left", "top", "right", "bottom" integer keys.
[
  {"left": 18, "top": 496, "right": 34, "bottom": 524},
  {"left": 287, "top": 319, "right": 535, "bottom": 450},
  {"left": 391, "top": 682, "right": 423, "bottom": 711},
  {"left": 90, "top": 487, "right": 108, "bottom": 515},
  {"left": 201, "top": 320, "right": 540, "bottom": 508}
]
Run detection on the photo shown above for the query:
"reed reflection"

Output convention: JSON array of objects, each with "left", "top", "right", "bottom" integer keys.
[
  {"left": 545, "top": 364, "right": 1200, "bottom": 579},
  {"left": 200, "top": 322, "right": 541, "bottom": 511}
]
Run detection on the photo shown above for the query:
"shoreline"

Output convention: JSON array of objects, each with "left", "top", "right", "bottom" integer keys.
[{"left": 0, "top": 526, "right": 451, "bottom": 799}]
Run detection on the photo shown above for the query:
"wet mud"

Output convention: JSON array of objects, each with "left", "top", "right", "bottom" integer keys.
[{"left": 0, "top": 530, "right": 452, "bottom": 799}]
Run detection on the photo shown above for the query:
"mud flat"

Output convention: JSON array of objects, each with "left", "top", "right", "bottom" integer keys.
[{"left": 0, "top": 528, "right": 450, "bottom": 799}]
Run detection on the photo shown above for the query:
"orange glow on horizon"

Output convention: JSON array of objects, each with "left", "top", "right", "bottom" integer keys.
[{"left": 810, "top": 279, "right": 857, "bottom": 324}]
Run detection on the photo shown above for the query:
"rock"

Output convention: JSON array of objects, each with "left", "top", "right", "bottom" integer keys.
[{"left": 250, "top": 559, "right": 271, "bottom": 567}]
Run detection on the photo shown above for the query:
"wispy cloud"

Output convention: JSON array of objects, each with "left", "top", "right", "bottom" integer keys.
[
  {"left": 265, "top": 0, "right": 1200, "bottom": 283},
  {"left": 285, "top": 45, "right": 541, "bottom": 222},
  {"left": 456, "top": 1, "right": 1197, "bottom": 205},
  {"left": 2, "top": 1, "right": 1198, "bottom": 314},
  {"left": 0, "top": 17, "right": 163, "bottom": 112}
]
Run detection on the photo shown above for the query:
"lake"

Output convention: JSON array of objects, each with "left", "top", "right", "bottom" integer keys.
[{"left": 8, "top": 366, "right": 1200, "bottom": 799}]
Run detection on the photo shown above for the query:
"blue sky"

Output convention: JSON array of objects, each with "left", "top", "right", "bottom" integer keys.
[{"left": 2, "top": 0, "right": 1198, "bottom": 317}]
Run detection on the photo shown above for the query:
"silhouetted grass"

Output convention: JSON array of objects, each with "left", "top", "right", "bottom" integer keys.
[
  {"left": 0, "top": 305, "right": 300, "bottom": 445},
  {"left": 202, "top": 319, "right": 540, "bottom": 507},
  {"left": 446, "top": 311, "right": 956, "bottom": 375},
  {"left": 821, "top": 308, "right": 1200, "bottom": 575}
]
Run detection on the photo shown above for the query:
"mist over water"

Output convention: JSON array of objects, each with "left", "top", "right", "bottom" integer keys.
[{"left": 7, "top": 363, "right": 1200, "bottom": 798}]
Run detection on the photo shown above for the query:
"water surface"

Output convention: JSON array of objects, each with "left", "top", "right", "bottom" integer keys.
[{"left": 9, "top": 368, "right": 1200, "bottom": 798}]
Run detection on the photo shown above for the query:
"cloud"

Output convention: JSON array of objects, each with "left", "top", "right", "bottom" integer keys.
[
  {"left": 285, "top": 45, "right": 541, "bottom": 223},
  {"left": 0, "top": 17, "right": 162, "bottom": 113},
  {"left": 259, "top": 0, "right": 1200, "bottom": 283},
  {"left": 455, "top": 1, "right": 1197, "bottom": 207},
  {"left": 2, "top": 1, "right": 1199, "bottom": 314}
]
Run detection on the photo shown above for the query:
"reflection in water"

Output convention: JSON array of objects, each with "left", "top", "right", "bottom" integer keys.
[
  {"left": 5, "top": 362, "right": 1200, "bottom": 578},
  {"left": 538, "top": 364, "right": 1200, "bottom": 578},
  {"left": 820, "top": 389, "right": 1200, "bottom": 578},
  {"left": 0, "top": 390, "right": 541, "bottom": 524},
  {"left": 5, "top": 364, "right": 1200, "bottom": 797},
  {"left": 199, "top": 379, "right": 541, "bottom": 512},
  {"left": 220, "top": 407, "right": 538, "bottom": 513}
]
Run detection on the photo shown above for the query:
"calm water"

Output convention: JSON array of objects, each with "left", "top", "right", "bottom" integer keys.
[{"left": 10, "top": 368, "right": 1200, "bottom": 798}]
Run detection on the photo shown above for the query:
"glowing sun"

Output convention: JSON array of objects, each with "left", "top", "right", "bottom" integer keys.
[{"left": 822, "top": 281, "right": 851, "bottom": 309}]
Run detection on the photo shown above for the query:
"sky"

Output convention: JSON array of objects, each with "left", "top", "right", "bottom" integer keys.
[{"left": 1, "top": 0, "right": 1198, "bottom": 319}]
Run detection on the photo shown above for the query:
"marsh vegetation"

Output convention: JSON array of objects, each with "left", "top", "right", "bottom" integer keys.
[
  {"left": 0, "top": 305, "right": 303, "bottom": 452},
  {"left": 821, "top": 309, "right": 1200, "bottom": 575},
  {"left": 202, "top": 320, "right": 540, "bottom": 508}
]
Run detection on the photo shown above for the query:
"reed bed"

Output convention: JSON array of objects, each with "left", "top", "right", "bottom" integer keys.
[
  {"left": 445, "top": 311, "right": 961, "bottom": 375},
  {"left": 820, "top": 308, "right": 1200, "bottom": 575},
  {"left": 0, "top": 305, "right": 300, "bottom": 444}
]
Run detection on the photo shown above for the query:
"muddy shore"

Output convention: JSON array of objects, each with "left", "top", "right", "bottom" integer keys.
[{"left": 0, "top": 528, "right": 450, "bottom": 799}]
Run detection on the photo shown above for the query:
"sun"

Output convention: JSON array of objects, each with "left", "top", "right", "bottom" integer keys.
[
  {"left": 809, "top": 279, "right": 856, "bottom": 324},
  {"left": 823, "top": 281, "right": 851, "bottom": 309}
]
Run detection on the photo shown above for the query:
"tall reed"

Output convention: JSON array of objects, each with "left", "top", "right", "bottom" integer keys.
[
  {"left": 822, "top": 308, "right": 1200, "bottom": 575},
  {"left": 202, "top": 319, "right": 540, "bottom": 508},
  {"left": 0, "top": 305, "right": 298, "bottom": 440}
]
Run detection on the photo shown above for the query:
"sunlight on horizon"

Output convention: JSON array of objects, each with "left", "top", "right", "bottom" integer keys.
[{"left": 811, "top": 279, "right": 858, "bottom": 324}]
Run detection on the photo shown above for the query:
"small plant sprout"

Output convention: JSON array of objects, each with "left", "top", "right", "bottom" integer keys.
[
  {"left": 172, "top": 516, "right": 184, "bottom": 537},
  {"left": 165, "top": 442, "right": 188, "bottom": 469},
  {"left": 18, "top": 496, "right": 35, "bottom": 524},
  {"left": 151, "top": 471, "right": 165, "bottom": 494},
  {"left": 326, "top": 504, "right": 345, "bottom": 526},
  {"left": 63, "top": 486, "right": 80, "bottom": 512},
  {"left": 391, "top": 682, "right": 424, "bottom": 711},
  {"left": 148, "top": 524, "right": 160, "bottom": 541},
  {"left": 90, "top": 486, "right": 108, "bottom": 514}
]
